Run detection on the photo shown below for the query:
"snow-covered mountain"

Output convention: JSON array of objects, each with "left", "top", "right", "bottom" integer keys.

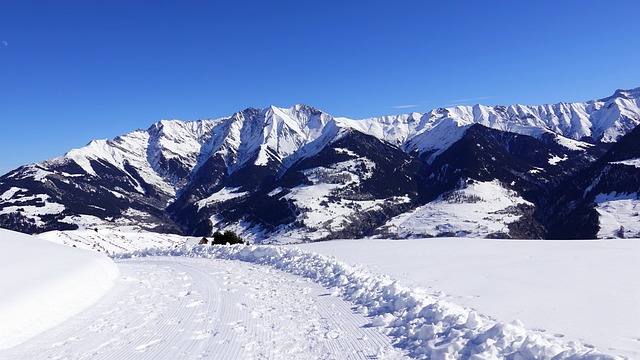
[{"left": 1, "top": 88, "right": 639, "bottom": 241}]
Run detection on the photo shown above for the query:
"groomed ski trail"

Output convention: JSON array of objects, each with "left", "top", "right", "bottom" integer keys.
[{"left": 0, "top": 257, "right": 407, "bottom": 360}]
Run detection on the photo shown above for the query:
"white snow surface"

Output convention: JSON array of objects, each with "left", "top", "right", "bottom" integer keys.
[
  {"left": 3, "top": 252, "right": 407, "bottom": 360},
  {"left": 611, "top": 158, "right": 640, "bottom": 168},
  {"left": 548, "top": 154, "right": 569, "bottom": 165},
  {"left": 38, "top": 227, "right": 195, "bottom": 254},
  {"left": 0, "top": 229, "right": 119, "bottom": 350},
  {"left": 594, "top": 192, "right": 640, "bottom": 238},
  {"left": 0, "top": 193, "right": 65, "bottom": 225},
  {"left": 298, "top": 238, "right": 640, "bottom": 359},
  {"left": 0, "top": 187, "right": 27, "bottom": 201},
  {"left": 105, "top": 244, "right": 630, "bottom": 359},
  {"left": 3, "top": 228, "right": 636, "bottom": 359},
  {"left": 280, "top": 157, "right": 386, "bottom": 237}
]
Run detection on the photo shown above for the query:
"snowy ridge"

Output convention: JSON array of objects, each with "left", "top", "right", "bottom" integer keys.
[
  {"left": 116, "top": 245, "right": 623, "bottom": 359},
  {"left": 1, "top": 88, "right": 639, "bottom": 238},
  {"left": 24, "top": 87, "right": 640, "bottom": 184},
  {"left": 35, "top": 130, "right": 178, "bottom": 197},
  {"left": 203, "top": 104, "right": 334, "bottom": 175},
  {"left": 333, "top": 88, "right": 640, "bottom": 159}
]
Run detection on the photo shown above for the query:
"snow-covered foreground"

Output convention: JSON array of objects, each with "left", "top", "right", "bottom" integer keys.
[
  {"left": 0, "top": 229, "right": 119, "bottom": 349},
  {"left": 1, "top": 256, "right": 406, "bottom": 360},
  {"left": 107, "top": 245, "right": 624, "bottom": 359},
  {"left": 2, "top": 230, "right": 637, "bottom": 359},
  {"left": 297, "top": 238, "right": 640, "bottom": 359}
]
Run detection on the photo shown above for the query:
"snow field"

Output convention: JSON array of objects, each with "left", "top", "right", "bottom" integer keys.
[
  {"left": 298, "top": 238, "right": 640, "bottom": 359},
  {"left": 38, "top": 228, "right": 195, "bottom": 254},
  {"left": 0, "top": 229, "right": 119, "bottom": 350},
  {"left": 116, "top": 244, "right": 622, "bottom": 359},
  {"left": 594, "top": 192, "right": 640, "bottom": 238},
  {"left": 1, "top": 257, "right": 405, "bottom": 359}
]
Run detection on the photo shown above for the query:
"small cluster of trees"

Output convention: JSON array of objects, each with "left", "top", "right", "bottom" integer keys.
[
  {"left": 199, "top": 230, "right": 246, "bottom": 245},
  {"left": 443, "top": 191, "right": 482, "bottom": 204}
]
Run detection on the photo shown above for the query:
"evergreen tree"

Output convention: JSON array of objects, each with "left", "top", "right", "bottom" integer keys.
[{"left": 212, "top": 230, "right": 244, "bottom": 245}]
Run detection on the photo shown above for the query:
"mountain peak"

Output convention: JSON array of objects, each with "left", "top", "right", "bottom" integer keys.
[{"left": 598, "top": 87, "right": 640, "bottom": 102}]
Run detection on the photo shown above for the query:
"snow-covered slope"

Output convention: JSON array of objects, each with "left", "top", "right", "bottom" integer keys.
[
  {"left": 38, "top": 227, "right": 196, "bottom": 254},
  {"left": 547, "top": 124, "right": 640, "bottom": 239},
  {"left": 16, "top": 87, "right": 640, "bottom": 186},
  {"left": 380, "top": 180, "right": 533, "bottom": 238},
  {"left": 340, "top": 87, "right": 640, "bottom": 160},
  {"left": 595, "top": 192, "right": 640, "bottom": 238},
  {"left": 0, "top": 229, "right": 119, "bottom": 349},
  {"left": 0, "top": 88, "right": 638, "bottom": 240}
]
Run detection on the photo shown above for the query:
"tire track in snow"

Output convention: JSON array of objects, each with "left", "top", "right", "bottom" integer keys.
[{"left": 0, "top": 257, "right": 407, "bottom": 360}]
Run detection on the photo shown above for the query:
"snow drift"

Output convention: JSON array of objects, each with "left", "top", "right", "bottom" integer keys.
[{"left": 0, "top": 229, "right": 119, "bottom": 349}]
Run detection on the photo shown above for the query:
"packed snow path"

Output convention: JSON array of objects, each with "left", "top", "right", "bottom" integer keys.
[{"left": 0, "top": 257, "right": 406, "bottom": 360}]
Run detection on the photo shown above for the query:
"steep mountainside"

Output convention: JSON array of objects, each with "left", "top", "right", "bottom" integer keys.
[
  {"left": 1, "top": 88, "right": 639, "bottom": 241},
  {"left": 546, "top": 125, "right": 640, "bottom": 239}
]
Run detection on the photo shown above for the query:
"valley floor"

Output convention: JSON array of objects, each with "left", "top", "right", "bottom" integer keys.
[{"left": 0, "top": 257, "right": 406, "bottom": 360}]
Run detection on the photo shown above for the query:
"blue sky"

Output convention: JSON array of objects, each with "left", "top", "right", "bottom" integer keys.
[{"left": 1, "top": 1, "right": 639, "bottom": 174}]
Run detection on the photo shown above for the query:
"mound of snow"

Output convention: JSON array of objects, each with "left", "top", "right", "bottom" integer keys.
[
  {"left": 116, "top": 244, "right": 621, "bottom": 359},
  {"left": 0, "top": 229, "right": 119, "bottom": 349}
]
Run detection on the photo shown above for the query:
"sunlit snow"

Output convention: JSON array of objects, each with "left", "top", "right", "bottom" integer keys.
[
  {"left": 383, "top": 180, "right": 532, "bottom": 238},
  {"left": 0, "top": 229, "right": 118, "bottom": 349},
  {"left": 595, "top": 192, "right": 640, "bottom": 238}
]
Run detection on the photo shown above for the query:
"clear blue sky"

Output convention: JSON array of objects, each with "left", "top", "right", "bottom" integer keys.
[{"left": 1, "top": 1, "right": 639, "bottom": 174}]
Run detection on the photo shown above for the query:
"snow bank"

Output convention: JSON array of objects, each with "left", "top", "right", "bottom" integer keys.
[
  {"left": 116, "top": 245, "right": 621, "bottom": 359},
  {"left": 0, "top": 229, "right": 119, "bottom": 349}
]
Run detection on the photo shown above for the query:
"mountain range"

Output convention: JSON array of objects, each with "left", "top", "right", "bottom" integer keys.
[{"left": 1, "top": 88, "right": 639, "bottom": 242}]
